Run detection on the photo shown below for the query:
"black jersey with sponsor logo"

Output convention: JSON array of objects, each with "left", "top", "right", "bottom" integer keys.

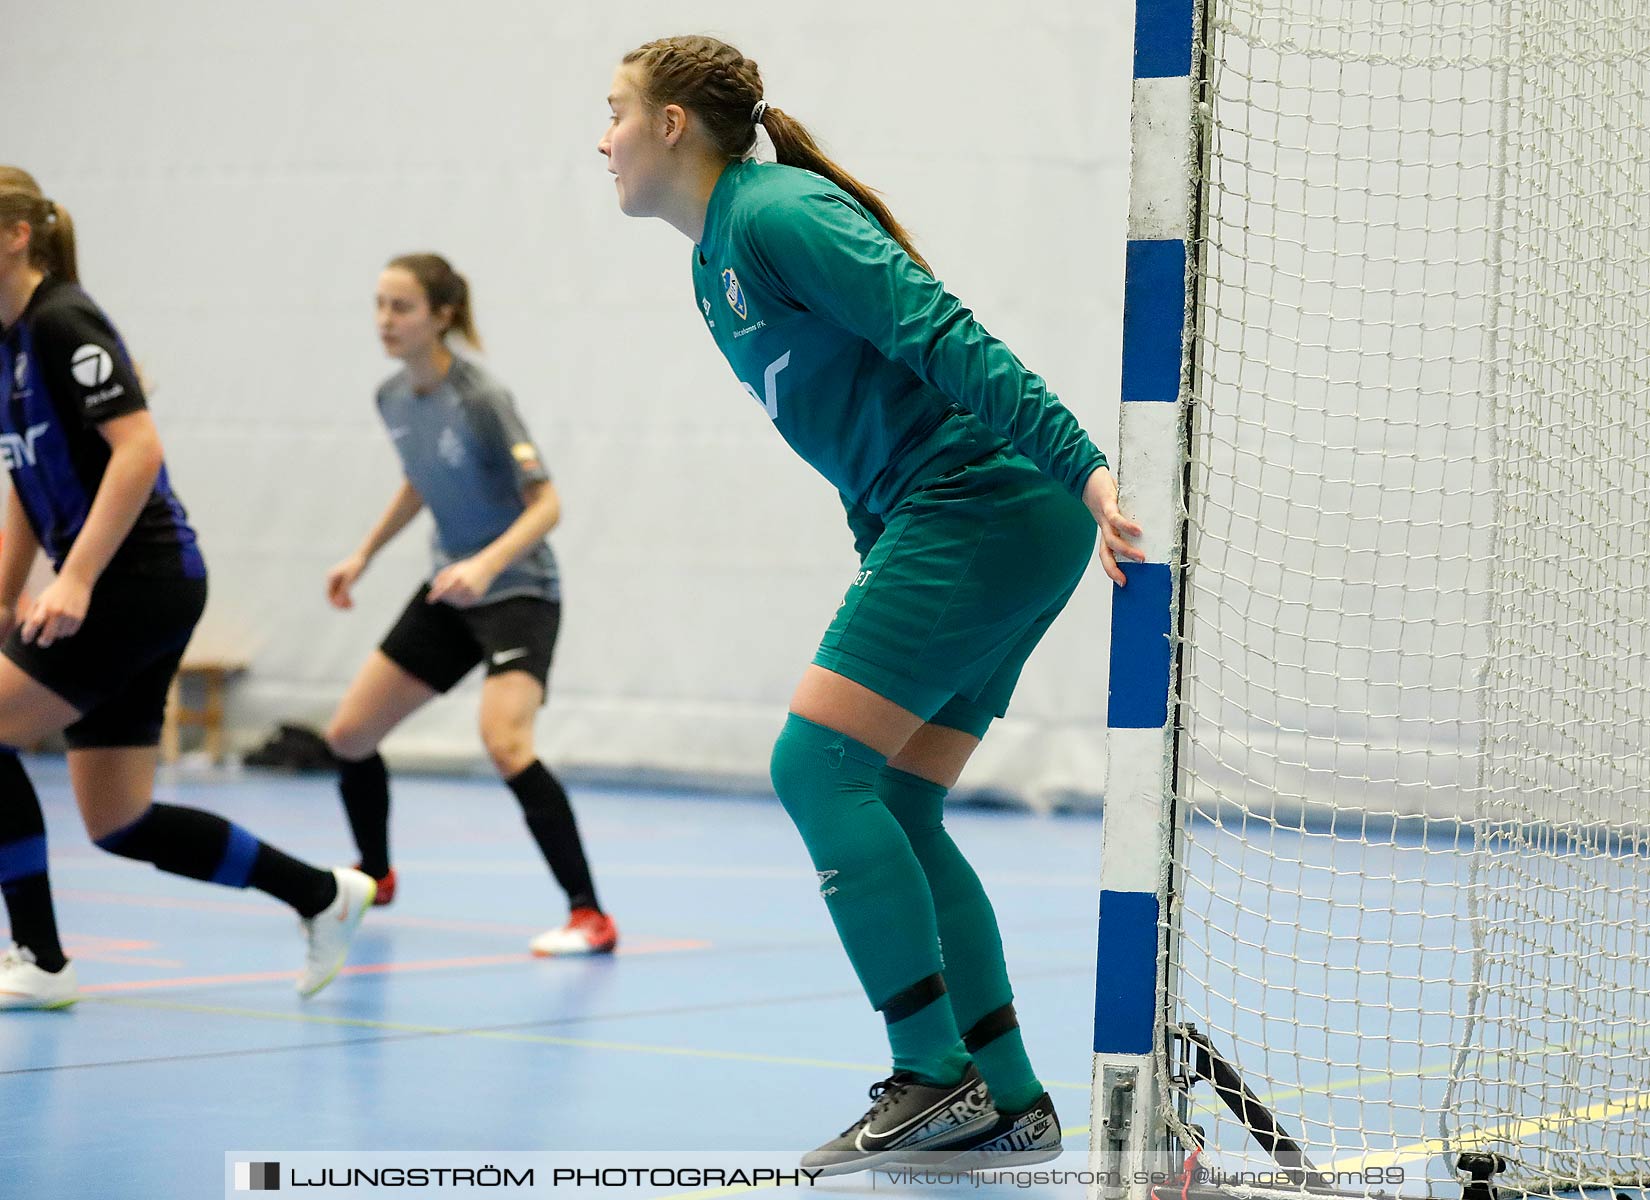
[{"left": 0, "top": 276, "right": 203, "bottom": 578}]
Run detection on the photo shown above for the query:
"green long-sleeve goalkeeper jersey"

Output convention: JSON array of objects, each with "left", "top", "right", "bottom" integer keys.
[{"left": 690, "top": 160, "right": 1108, "bottom": 538}]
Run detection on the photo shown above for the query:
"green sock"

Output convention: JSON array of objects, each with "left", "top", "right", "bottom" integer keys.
[
  {"left": 879, "top": 765, "right": 1044, "bottom": 1112},
  {"left": 770, "top": 714, "right": 969, "bottom": 1085}
]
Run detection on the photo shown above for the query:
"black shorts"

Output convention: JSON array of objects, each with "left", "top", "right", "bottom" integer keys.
[
  {"left": 380, "top": 584, "right": 560, "bottom": 694},
  {"left": 3, "top": 572, "right": 207, "bottom": 749}
]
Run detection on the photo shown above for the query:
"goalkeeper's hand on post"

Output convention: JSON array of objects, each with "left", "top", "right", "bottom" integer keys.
[{"left": 1083, "top": 466, "right": 1146, "bottom": 586}]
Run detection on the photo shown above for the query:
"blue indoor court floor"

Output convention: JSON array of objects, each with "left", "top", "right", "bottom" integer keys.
[{"left": 0, "top": 758, "right": 1102, "bottom": 1198}]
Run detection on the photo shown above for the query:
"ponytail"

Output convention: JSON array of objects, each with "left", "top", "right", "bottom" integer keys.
[
  {"left": 387, "top": 252, "right": 482, "bottom": 350},
  {"left": 0, "top": 167, "right": 80, "bottom": 283},
  {"left": 40, "top": 200, "right": 78, "bottom": 284},
  {"left": 622, "top": 36, "right": 932, "bottom": 274},
  {"left": 757, "top": 106, "right": 931, "bottom": 275}
]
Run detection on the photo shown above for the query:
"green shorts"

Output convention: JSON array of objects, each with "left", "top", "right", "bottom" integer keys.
[{"left": 814, "top": 450, "right": 1097, "bottom": 737}]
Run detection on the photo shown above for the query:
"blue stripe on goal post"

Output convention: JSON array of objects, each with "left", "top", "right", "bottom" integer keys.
[
  {"left": 1093, "top": 0, "right": 1198, "bottom": 1188},
  {"left": 1094, "top": 889, "right": 1162, "bottom": 1055},
  {"left": 1134, "top": 0, "right": 1196, "bottom": 79},
  {"left": 1107, "top": 562, "right": 1174, "bottom": 733}
]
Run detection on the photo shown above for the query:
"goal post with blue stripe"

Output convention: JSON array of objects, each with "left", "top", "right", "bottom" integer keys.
[
  {"left": 1090, "top": 0, "right": 1201, "bottom": 1191},
  {"left": 1089, "top": 0, "right": 1650, "bottom": 1194}
]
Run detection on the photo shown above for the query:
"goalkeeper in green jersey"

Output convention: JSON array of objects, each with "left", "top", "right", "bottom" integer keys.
[{"left": 601, "top": 35, "right": 1145, "bottom": 1173}]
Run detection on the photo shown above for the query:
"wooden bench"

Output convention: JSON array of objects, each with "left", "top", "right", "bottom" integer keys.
[{"left": 162, "top": 659, "right": 247, "bottom": 765}]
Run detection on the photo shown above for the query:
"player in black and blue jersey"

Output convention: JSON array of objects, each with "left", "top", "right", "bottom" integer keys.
[
  {"left": 601, "top": 38, "right": 1146, "bottom": 1172},
  {"left": 321, "top": 254, "right": 615, "bottom": 956},
  {"left": 0, "top": 167, "right": 375, "bottom": 1009}
]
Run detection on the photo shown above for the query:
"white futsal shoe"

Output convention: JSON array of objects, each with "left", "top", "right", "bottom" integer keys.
[
  {"left": 529, "top": 908, "right": 619, "bottom": 956},
  {"left": 297, "top": 867, "right": 376, "bottom": 997},
  {"left": 0, "top": 944, "right": 79, "bottom": 1010}
]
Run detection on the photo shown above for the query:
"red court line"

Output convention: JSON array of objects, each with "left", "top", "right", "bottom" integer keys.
[
  {"left": 63, "top": 937, "right": 159, "bottom": 952},
  {"left": 59, "top": 889, "right": 319, "bottom": 917},
  {"left": 58, "top": 889, "right": 599, "bottom": 936},
  {"left": 79, "top": 939, "right": 712, "bottom": 995},
  {"left": 60, "top": 935, "right": 184, "bottom": 967}
]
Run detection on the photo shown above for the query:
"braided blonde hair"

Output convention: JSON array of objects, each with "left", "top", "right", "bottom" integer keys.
[{"left": 622, "top": 36, "right": 932, "bottom": 274}]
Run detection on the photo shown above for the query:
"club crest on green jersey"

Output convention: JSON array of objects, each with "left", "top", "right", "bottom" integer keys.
[{"left": 721, "top": 268, "right": 748, "bottom": 319}]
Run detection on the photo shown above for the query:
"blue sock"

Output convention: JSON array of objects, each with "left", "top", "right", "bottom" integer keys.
[{"left": 98, "top": 803, "right": 335, "bottom": 918}]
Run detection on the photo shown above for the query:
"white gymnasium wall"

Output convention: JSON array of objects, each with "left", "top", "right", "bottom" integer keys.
[{"left": 3, "top": 1, "right": 1133, "bottom": 808}]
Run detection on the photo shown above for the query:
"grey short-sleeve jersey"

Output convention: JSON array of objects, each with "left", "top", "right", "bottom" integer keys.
[{"left": 375, "top": 357, "right": 560, "bottom": 604}]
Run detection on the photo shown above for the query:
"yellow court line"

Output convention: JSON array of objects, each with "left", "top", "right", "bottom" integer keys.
[
  {"left": 1191, "top": 1024, "right": 1648, "bottom": 1111},
  {"left": 90, "top": 995, "right": 901, "bottom": 1072},
  {"left": 1166, "top": 1026, "right": 1650, "bottom": 1180},
  {"left": 87, "top": 995, "right": 1086, "bottom": 1088},
  {"left": 93, "top": 995, "right": 1104, "bottom": 1200},
  {"left": 1321, "top": 1090, "right": 1650, "bottom": 1173},
  {"left": 1250, "top": 1061, "right": 1453, "bottom": 1107}
]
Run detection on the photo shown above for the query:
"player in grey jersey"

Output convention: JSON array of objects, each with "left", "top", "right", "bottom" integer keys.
[{"left": 321, "top": 254, "right": 616, "bottom": 955}]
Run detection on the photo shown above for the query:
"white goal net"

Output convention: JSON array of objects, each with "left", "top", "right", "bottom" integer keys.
[{"left": 1165, "top": 0, "right": 1650, "bottom": 1194}]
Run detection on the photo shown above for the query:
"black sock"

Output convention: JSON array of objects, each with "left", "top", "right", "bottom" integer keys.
[
  {"left": 337, "top": 753, "right": 391, "bottom": 878},
  {"left": 0, "top": 753, "right": 66, "bottom": 973},
  {"left": 96, "top": 803, "right": 338, "bottom": 919},
  {"left": 507, "top": 761, "right": 599, "bottom": 912},
  {"left": 249, "top": 844, "right": 338, "bottom": 919}
]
